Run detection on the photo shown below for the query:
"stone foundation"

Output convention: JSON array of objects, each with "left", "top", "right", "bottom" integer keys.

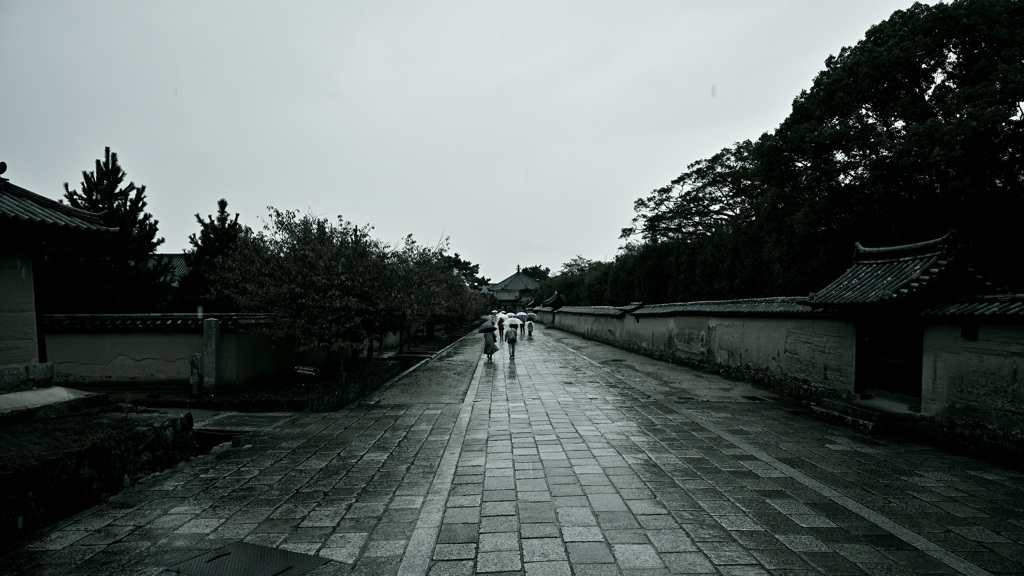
[{"left": 0, "top": 410, "right": 197, "bottom": 543}]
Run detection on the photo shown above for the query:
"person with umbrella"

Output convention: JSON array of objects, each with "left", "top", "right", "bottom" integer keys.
[
  {"left": 504, "top": 317, "right": 520, "bottom": 360},
  {"left": 479, "top": 322, "right": 499, "bottom": 361},
  {"left": 516, "top": 312, "right": 528, "bottom": 336}
]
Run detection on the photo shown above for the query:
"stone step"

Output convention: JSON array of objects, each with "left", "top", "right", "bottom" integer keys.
[
  {"left": 809, "top": 397, "right": 919, "bottom": 435},
  {"left": 809, "top": 404, "right": 878, "bottom": 434},
  {"left": 0, "top": 387, "right": 110, "bottom": 426}
]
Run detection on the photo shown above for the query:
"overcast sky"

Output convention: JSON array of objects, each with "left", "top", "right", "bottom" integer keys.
[{"left": 2, "top": 0, "right": 924, "bottom": 283}]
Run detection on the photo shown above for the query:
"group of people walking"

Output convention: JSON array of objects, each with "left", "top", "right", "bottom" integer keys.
[{"left": 481, "top": 310, "right": 534, "bottom": 361}]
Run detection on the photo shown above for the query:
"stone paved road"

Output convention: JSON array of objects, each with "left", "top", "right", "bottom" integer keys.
[{"left": 2, "top": 326, "right": 1023, "bottom": 575}]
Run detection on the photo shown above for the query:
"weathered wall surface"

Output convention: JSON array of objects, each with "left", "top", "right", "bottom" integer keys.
[
  {"left": 552, "top": 311, "right": 857, "bottom": 394},
  {"left": 46, "top": 326, "right": 408, "bottom": 387},
  {"left": 47, "top": 332, "right": 203, "bottom": 384},
  {"left": 0, "top": 251, "right": 47, "bottom": 393},
  {"left": 0, "top": 252, "right": 36, "bottom": 367},
  {"left": 922, "top": 323, "right": 1024, "bottom": 421}
]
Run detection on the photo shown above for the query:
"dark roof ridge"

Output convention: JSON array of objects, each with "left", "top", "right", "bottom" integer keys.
[
  {"left": 853, "top": 231, "right": 955, "bottom": 261},
  {"left": 647, "top": 296, "right": 809, "bottom": 306},
  {"left": 3, "top": 181, "right": 112, "bottom": 226}
]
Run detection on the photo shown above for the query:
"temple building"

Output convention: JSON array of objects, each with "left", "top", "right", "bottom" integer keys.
[{"left": 487, "top": 266, "right": 540, "bottom": 311}]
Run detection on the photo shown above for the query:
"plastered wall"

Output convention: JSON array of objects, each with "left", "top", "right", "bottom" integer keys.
[
  {"left": 0, "top": 252, "right": 38, "bottom": 366},
  {"left": 922, "top": 322, "right": 1024, "bottom": 420},
  {"left": 554, "top": 311, "right": 857, "bottom": 394}
]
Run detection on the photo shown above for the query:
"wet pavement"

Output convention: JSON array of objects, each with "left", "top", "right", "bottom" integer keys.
[{"left": 3, "top": 327, "right": 1023, "bottom": 575}]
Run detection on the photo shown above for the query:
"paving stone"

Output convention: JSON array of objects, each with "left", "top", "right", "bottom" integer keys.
[
  {"left": 479, "top": 532, "right": 519, "bottom": 552},
  {"left": 476, "top": 550, "right": 521, "bottom": 572},
  {"left": 521, "top": 523, "right": 561, "bottom": 539},
  {"left": 433, "top": 543, "right": 477, "bottom": 560},
  {"left": 567, "top": 541, "right": 615, "bottom": 563},
  {"left": 612, "top": 543, "right": 665, "bottom": 569},
  {"left": 522, "top": 537, "right": 567, "bottom": 562},
  {"left": 8, "top": 329, "right": 1024, "bottom": 576}
]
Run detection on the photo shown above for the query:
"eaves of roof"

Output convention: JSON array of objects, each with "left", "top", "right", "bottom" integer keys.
[
  {"left": 45, "top": 313, "right": 280, "bottom": 332},
  {"left": 924, "top": 294, "right": 1024, "bottom": 321},
  {"left": 808, "top": 234, "right": 953, "bottom": 307},
  {"left": 0, "top": 180, "right": 117, "bottom": 233},
  {"left": 630, "top": 297, "right": 817, "bottom": 318},
  {"left": 556, "top": 306, "right": 626, "bottom": 317},
  {"left": 490, "top": 271, "right": 540, "bottom": 292}
]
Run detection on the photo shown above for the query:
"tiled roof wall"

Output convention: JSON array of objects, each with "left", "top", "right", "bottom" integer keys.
[
  {"left": 0, "top": 181, "right": 113, "bottom": 232},
  {"left": 45, "top": 313, "right": 279, "bottom": 332},
  {"left": 631, "top": 297, "right": 817, "bottom": 318},
  {"left": 808, "top": 235, "right": 954, "bottom": 306},
  {"left": 924, "top": 295, "right": 1024, "bottom": 320},
  {"left": 556, "top": 306, "right": 626, "bottom": 317}
]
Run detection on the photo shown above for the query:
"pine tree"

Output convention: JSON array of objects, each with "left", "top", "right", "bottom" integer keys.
[
  {"left": 176, "top": 198, "right": 245, "bottom": 312},
  {"left": 40, "top": 147, "right": 170, "bottom": 312}
]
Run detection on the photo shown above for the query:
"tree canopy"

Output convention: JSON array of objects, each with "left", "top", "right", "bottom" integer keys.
[
  {"left": 609, "top": 0, "right": 1024, "bottom": 304},
  {"left": 40, "top": 147, "right": 170, "bottom": 312},
  {"left": 215, "top": 208, "right": 486, "bottom": 358},
  {"left": 176, "top": 198, "right": 245, "bottom": 312}
]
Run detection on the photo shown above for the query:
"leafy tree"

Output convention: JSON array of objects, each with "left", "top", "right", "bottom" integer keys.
[
  {"left": 40, "top": 147, "right": 170, "bottom": 312},
  {"left": 218, "top": 208, "right": 386, "bottom": 356},
  {"left": 442, "top": 252, "right": 490, "bottom": 290},
  {"left": 215, "top": 208, "right": 486, "bottom": 364},
  {"left": 559, "top": 255, "right": 596, "bottom": 276},
  {"left": 620, "top": 0, "right": 1024, "bottom": 300},
  {"left": 520, "top": 265, "right": 551, "bottom": 281},
  {"left": 176, "top": 198, "right": 246, "bottom": 312}
]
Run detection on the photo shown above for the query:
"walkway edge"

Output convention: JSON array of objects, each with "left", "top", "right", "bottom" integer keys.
[{"left": 397, "top": 345, "right": 484, "bottom": 575}]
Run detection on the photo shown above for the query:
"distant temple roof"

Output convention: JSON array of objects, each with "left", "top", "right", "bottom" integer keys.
[
  {"left": 808, "top": 232, "right": 992, "bottom": 308},
  {"left": 0, "top": 173, "right": 115, "bottom": 233},
  {"left": 489, "top": 266, "right": 540, "bottom": 292},
  {"left": 155, "top": 253, "right": 191, "bottom": 287},
  {"left": 542, "top": 291, "right": 565, "bottom": 310}
]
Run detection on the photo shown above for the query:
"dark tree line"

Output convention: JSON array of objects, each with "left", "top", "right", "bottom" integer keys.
[
  {"left": 541, "top": 0, "right": 1024, "bottom": 306},
  {"left": 39, "top": 149, "right": 490, "bottom": 356}
]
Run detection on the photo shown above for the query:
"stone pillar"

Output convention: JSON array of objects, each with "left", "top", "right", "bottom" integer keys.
[{"left": 203, "top": 318, "right": 220, "bottom": 390}]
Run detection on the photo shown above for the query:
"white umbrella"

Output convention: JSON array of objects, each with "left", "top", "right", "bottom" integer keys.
[{"left": 507, "top": 318, "right": 522, "bottom": 327}]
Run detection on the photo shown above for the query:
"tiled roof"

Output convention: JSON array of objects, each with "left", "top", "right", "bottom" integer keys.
[
  {"left": 631, "top": 297, "right": 817, "bottom": 318},
  {"left": 45, "top": 313, "right": 278, "bottom": 332},
  {"left": 557, "top": 306, "right": 626, "bottom": 317},
  {"left": 809, "top": 234, "right": 956, "bottom": 307},
  {"left": 0, "top": 179, "right": 115, "bottom": 232},
  {"left": 489, "top": 270, "right": 540, "bottom": 292},
  {"left": 924, "top": 294, "right": 1024, "bottom": 320},
  {"left": 542, "top": 292, "right": 565, "bottom": 310},
  {"left": 155, "top": 253, "right": 191, "bottom": 286}
]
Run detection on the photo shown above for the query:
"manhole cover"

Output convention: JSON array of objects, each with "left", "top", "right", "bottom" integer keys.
[{"left": 173, "top": 542, "right": 329, "bottom": 576}]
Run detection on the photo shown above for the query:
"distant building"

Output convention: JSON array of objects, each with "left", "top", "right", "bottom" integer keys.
[{"left": 487, "top": 266, "right": 539, "bottom": 312}]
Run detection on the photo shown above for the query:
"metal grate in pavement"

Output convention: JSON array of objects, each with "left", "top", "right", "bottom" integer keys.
[{"left": 173, "top": 542, "right": 329, "bottom": 576}]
